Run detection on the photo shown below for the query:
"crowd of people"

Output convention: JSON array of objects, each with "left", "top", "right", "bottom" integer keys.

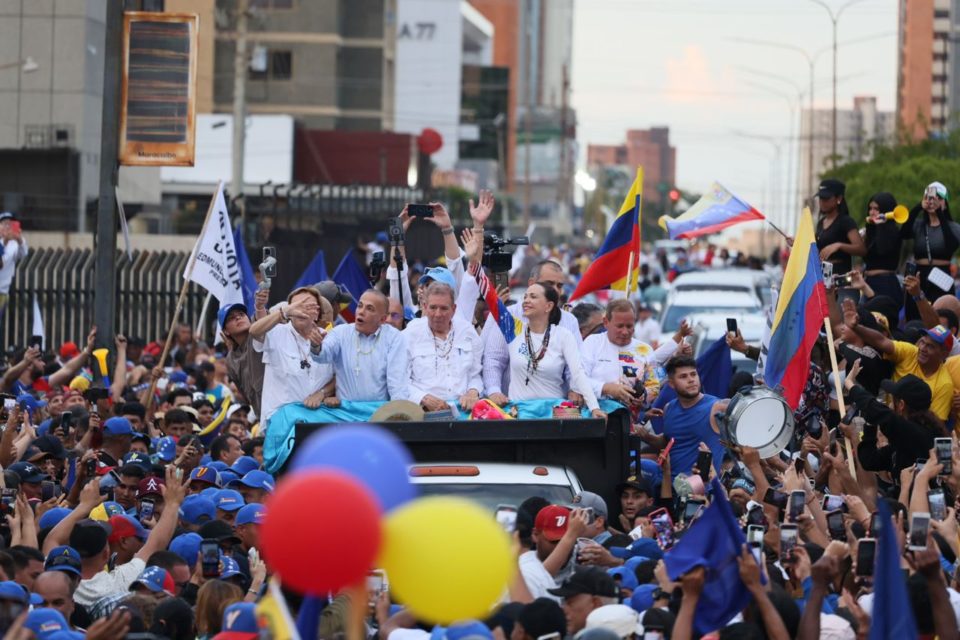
[{"left": 0, "top": 177, "right": 958, "bottom": 639}]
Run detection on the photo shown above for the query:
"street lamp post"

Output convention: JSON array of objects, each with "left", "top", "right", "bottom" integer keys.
[{"left": 806, "top": 0, "right": 872, "bottom": 166}]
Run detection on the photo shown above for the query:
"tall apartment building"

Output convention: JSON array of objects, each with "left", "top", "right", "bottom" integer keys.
[
  {"left": 797, "top": 96, "right": 895, "bottom": 202},
  {"left": 212, "top": 0, "right": 394, "bottom": 132},
  {"left": 897, "top": 0, "right": 960, "bottom": 139},
  {"left": 586, "top": 128, "right": 677, "bottom": 210}
]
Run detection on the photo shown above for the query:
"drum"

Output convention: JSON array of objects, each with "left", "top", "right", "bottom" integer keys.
[{"left": 719, "top": 385, "right": 794, "bottom": 458}]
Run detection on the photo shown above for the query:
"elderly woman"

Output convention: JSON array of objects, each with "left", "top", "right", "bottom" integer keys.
[
  {"left": 404, "top": 282, "right": 483, "bottom": 413},
  {"left": 249, "top": 287, "right": 335, "bottom": 427}
]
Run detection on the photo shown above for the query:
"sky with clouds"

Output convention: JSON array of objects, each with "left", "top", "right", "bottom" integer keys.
[{"left": 571, "top": 0, "right": 897, "bottom": 226}]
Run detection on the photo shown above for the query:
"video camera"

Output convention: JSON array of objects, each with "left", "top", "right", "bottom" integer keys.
[{"left": 482, "top": 232, "right": 528, "bottom": 273}]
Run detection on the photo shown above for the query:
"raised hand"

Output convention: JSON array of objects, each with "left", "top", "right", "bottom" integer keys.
[
  {"left": 469, "top": 190, "right": 495, "bottom": 228},
  {"left": 461, "top": 228, "right": 483, "bottom": 266}
]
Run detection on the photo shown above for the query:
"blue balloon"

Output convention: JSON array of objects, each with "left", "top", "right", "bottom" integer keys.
[{"left": 289, "top": 424, "right": 416, "bottom": 512}]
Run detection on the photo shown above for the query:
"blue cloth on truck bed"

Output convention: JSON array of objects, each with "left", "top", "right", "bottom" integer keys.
[{"left": 262, "top": 398, "right": 623, "bottom": 474}]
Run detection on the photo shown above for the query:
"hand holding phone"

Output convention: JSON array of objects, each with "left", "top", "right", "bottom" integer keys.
[
  {"left": 200, "top": 539, "right": 220, "bottom": 578},
  {"left": 787, "top": 490, "right": 806, "bottom": 522},
  {"left": 407, "top": 203, "right": 434, "bottom": 218}
]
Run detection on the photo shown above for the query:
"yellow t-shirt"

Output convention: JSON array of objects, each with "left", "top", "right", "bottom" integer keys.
[{"left": 889, "top": 341, "right": 954, "bottom": 420}]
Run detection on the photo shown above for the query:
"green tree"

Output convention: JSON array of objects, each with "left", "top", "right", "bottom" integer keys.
[{"left": 829, "top": 129, "right": 960, "bottom": 225}]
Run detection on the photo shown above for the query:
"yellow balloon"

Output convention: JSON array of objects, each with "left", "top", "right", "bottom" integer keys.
[{"left": 380, "top": 497, "right": 515, "bottom": 624}]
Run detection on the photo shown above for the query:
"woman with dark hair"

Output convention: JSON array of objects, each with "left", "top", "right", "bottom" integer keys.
[
  {"left": 902, "top": 181, "right": 960, "bottom": 313},
  {"left": 149, "top": 597, "right": 196, "bottom": 640},
  {"left": 863, "top": 192, "right": 905, "bottom": 304},
  {"left": 814, "top": 179, "right": 866, "bottom": 277},
  {"left": 501, "top": 282, "right": 605, "bottom": 418}
]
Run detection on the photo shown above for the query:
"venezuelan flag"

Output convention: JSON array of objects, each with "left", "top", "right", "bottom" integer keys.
[
  {"left": 475, "top": 265, "right": 521, "bottom": 342},
  {"left": 661, "top": 182, "right": 764, "bottom": 240},
  {"left": 570, "top": 167, "right": 643, "bottom": 301},
  {"left": 763, "top": 208, "right": 829, "bottom": 409}
]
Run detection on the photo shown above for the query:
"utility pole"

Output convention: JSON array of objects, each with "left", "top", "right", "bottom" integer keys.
[
  {"left": 231, "top": 0, "right": 249, "bottom": 232},
  {"left": 92, "top": 0, "right": 124, "bottom": 349},
  {"left": 556, "top": 64, "right": 568, "bottom": 214},
  {"left": 522, "top": 0, "right": 533, "bottom": 229}
]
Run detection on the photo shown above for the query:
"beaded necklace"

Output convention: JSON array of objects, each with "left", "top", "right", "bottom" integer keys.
[
  {"left": 354, "top": 329, "right": 381, "bottom": 374},
  {"left": 524, "top": 324, "right": 551, "bottom": 385}
]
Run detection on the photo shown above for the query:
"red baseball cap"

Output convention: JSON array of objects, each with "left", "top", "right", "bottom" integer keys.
[
  {"left": 59, "top": 342, "right": 80, "bottom": 360},
  {"left": 138, "top": 476, "right": 165, "bottom": 498},
  {"left": 534, "top": 505, "right": 571, "bottom": 542},
  {"left": 107, "top": 514, "right": 148, "bottom": 544}
]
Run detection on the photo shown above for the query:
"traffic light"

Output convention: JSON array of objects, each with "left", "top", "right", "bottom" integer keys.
[{"left": 668, "top": 188, "right": 681, "bottom": 203}]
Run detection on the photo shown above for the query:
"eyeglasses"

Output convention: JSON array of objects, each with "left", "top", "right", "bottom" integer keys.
[{"left": 389, "top": 312, "right": 403, "bottom": 320}]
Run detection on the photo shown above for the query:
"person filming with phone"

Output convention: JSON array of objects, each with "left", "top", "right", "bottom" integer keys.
[
  {"left": 902, "top": 181, "right": 960, "bottom": 317},
  {"left": 0, "top": 212, "right": 27, "bottom": 320}
]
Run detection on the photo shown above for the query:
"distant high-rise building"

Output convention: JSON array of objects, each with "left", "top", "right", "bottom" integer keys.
[
  {"left": 587, "top": 128, "right": 676, "bottom": 209},
  {"left": 797, "top": 96, "right": 894, "bottom": 207},
  {"left": 896, "top": 0, "right": 959, "bottom": 139}
]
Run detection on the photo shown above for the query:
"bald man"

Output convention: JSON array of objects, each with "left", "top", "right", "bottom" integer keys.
[
  {"left": 34, "top": 572, "right": 75, "bottom": 626},
  {"left": 310, "top": 290, "right": 409, "bottom": 402}
]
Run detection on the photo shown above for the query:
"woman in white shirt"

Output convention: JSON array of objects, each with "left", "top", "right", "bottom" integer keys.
[
  {"left": 248, "top": 287, "right": 335, "bottom": 426},
  {"left": 504, "top": 282, "right": 606, "bottom": 418}
]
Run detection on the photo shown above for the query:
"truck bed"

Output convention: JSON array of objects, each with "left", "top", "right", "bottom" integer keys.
[{"left": 286, "top": 408, "right": 634, "bottom": 507}]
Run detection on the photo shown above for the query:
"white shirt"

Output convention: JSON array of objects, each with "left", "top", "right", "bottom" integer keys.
[
  {"left": 634, "top": 317, "right": 661, "bottom": 346},
  {"left": 518, "top": 550, "right": 561, "bottom": 603},
  {"left": 507, "top": 325, "right": 600, "bottom": 410},
  {"left": 581, "top": 334, "right": 677, "bottom": 399},
  {"left": 73, "top": 557, "right": 145, "bottom": 607},
  {"left": 311, "top": 323, "right": 409, "bottom": 401},
  {"left": 405, "top": 317, "right": 483, "bottom": 404},
  {"left": 481, "top": 307, "right": 582, "bottom": 395},
  {"left": 0, "top": 238, "right": 26, "bottom": 295},
  {"left": 253, "top": 324, "right": 334, "bottom": 422}
]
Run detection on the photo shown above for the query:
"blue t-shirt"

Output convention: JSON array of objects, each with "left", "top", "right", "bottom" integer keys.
[{"left": 661, "top": 393, "right": 724, "bottom": 478}]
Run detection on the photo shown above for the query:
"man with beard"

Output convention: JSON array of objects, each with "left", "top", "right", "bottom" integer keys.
[{"left": 639, "top": 356, "right": 727, "bottom": 479}]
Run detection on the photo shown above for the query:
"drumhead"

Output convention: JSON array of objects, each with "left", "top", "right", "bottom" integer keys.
[{"left": 725, "top": 387, "right": 795, "bottom": 457}]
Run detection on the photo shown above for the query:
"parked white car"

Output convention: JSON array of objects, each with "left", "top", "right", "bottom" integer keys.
[
  {"left": 670, "top": 269, "right": 775, "bottom": 308},
  {"left": 659, "top": 290, "right": 762, "bottom": 340},
  {"left": 686, "top": 313, "right": 765, "bottom": 374}
]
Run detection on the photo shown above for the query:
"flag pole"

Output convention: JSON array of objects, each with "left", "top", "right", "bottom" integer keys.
[
  {"left": 766, "top": 219, "right": 791, "bottom": 240},
  {"left": 822, "top": 317, "right": 857, "bottom": 478},
  {"left": 634, "top": 166, "right": 644, "bottom": 298},
  {"left": 144, "top": 180, "right": 223, "bottom": 418},
  {"left": 624, "top": 251, "right": 634, "bottom": 299}
]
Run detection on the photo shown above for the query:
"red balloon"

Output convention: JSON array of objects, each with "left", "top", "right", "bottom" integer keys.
[
  {"left": 418, "top": 128, "right": 443, "bottom": 155},
  {"left": 261, "top": 470, "right": 382, "bottom": 593}
]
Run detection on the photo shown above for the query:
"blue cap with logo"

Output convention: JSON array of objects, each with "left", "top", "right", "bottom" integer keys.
[
  {"left": 220, "top": 556, "right": 243, "bottom": 580},
  {"left": 155, "top": 436, "right": 177, "bottom": 462},
  {"left": 131, "top": 566, "right": 174, "bottom": 594},
  {"left": 25, "top": 608, "right": 70, "bottom": 640},
  {"left": 235, "top": 503, "right": 266, "bottom": 526},
  {"left": 216, "top": 602, "right": 258, "bottom": 639},
  {"left": 215, "top": 489, "right": 245, "bottom": 512},
  {"left": 121, "top": 451, "right": 152, "bottom": 471},
  {"left": 418, "top": 266, "right": 457, "bottom": 290},
  {"left": 44, "top": 545, "right": 82, "bottom": 576},
  {"left": 189, "top": 466, "right": 222, "bottom": 488}
]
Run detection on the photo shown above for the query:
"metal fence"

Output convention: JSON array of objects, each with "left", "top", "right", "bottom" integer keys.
[{"left": 3, "top": 248, "right": 209, "bottom": 351}]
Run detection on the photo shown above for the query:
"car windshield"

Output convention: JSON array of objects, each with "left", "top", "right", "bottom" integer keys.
[
  {"left": 415, "top": 483, "right": 576, "bottom": 511},
  {"left": 662, "top": 305, "right": 758, "bottom": 332}
]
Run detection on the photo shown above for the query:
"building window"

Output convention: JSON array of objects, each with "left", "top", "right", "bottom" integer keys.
[
  {"left": 934, "top": 8, "right": 949, "bottom": 18},
  {"left": 250, "top": 0, "right": 293, "bottom": 9},
  {"left": 249, "top": 50, "right": 293, "bottom": 80},
  {"left": 934, "top": 52, "right": 948, "bottom": 61},
  {"left": 933, "top": 74, "right": 948, "bottom": 83}
]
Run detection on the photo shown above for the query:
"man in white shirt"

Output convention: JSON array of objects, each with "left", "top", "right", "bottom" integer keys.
[
  {"left": 634, "top": 304, "right": 660, "bottom": 347},
  {"left": 582, "top": 300, "right": 679, "bottom": 407},
  {"left": 405, "top": 282, "right": 482, "bottom": 413},
  {"left": 42, "top": 469, "right": 186, "bottom": 607},
  {"left": 518, "top": 505, "right": 571, "bottom": 602},
  {"left": 309, "top": 290, "right": 409, "bottom": 402},
  {"left": 0, "top": 212, "right": 27, "bottom": 318}
]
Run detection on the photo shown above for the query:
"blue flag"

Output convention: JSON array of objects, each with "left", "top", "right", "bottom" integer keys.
[
  {"left": 650, "top": 338, "right": 732, "bottom": 433},
  {"left": 233, "top": 228, "right": 259, "bottom": 314},
  {"left": 332, "top": 251, "right": 370, "bottom": 320},
  {"left": 664, "top": 478, "right": 753, "bottom": 634},
  {"left": 294, "top": 250, "right": 328, "bottom": 289},
  {"left": 868, "top": 501, "right": 917, "bottom": 640}
]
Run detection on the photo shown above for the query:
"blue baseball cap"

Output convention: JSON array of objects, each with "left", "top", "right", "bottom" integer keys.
[
  {"left": 168, "top": 371, "right": 189, "bottom": 385},
  {"left": 231, "top": 456, "right": 259, "bottom": 476},
  {"left": 46, "top": 631, "right": 84, "bottom": 640},
  {"left": 433, "top": 620, "right": 494, "bottom": 640},
  {"left": 8, "top": 461, "right": 48, "bottom": 484},
  {"left": 189, "top": 466, "right": 222, "bottom": 488},
  {"left": 219, "top": 469, "right": 241, "bottom": 485},
  {"left": 214, "top": 489, "right": 245, "bottom": 512},
  {"left": 218, "top": 303, "right": 248, "bottom": 331},
  {"left": 38, "top": 508, "right": 72, "bottom": 531},
  {"left": 628, "top": 584, "right": 658, "bottom": 614},
  {"left": 0, "top": 581, "right": 28, "bottom": 603},
  {"left": 121, "top": 451, "right": 152, "bottom": 472},
  {"left": 37, "top": 418, "right": 53, "bottom": 437},
  {"left": 228, "top": 470, "right": 274, "bottom": 493},
  {"left": 200, "top": 487, "right": 220, "bottom": 500},
  {"left": 235, "top": 503, "right": 265, "bottom": 527},
  {"left": 607, "top": 566, "right": 639, "bottom": 592},
  {"left": 103, "top": 416, "right": 133, "bottom": 437},
  {"left": 208, "top": 461, "right": 230, "bottom": 473},
  {"left": 216, "top": 602, "right": 258, "bottom": 639},
  {"left": 44, "top": 546, "right": 81, "bottom": 576},
  {"left": 25, "top": 608, "right": 70, "bottom": 640},
  {"left": 179, "top": 495, "right": 216, "bottom": 526},
  {"left": 16, "top": 394, "right": 46, "bottom": 416},
  {"left": 156, "top": 436, "right": 177, "bottom": 462},
  {"left": 168, "top": 532, "right": 202, "bottom": 566},
  {"left": 623, "top": 556, "right": 649, "bottom": 573},
  {"left": 220, "top": 556, "right": 243, "bottom": 580},
  {"left": 131, "top": 566, "right": 175, "bottom": 594},
  {"left": 418, "top": 266, "right": 456, "bottom": 290},
  {"left": 610, "top": 538, "right": 663, "bottom": 561}
]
